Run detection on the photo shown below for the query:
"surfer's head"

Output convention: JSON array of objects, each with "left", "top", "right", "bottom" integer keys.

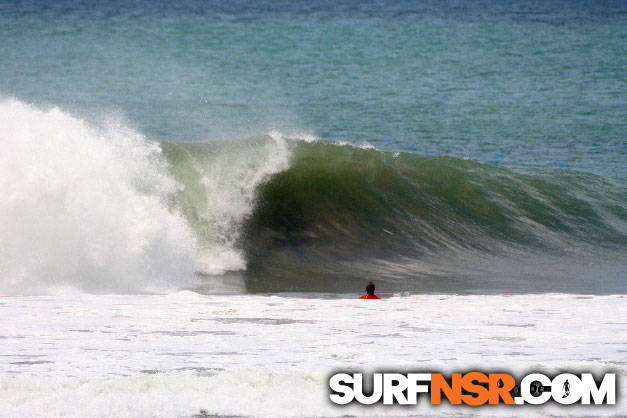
[{"left": 365, "top": 282, "right": 375, "bottom": 295}]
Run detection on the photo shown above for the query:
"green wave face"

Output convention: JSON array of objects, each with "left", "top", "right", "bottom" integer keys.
[{"left": 162, "top": 137, "right": 627, "bottom": 294}]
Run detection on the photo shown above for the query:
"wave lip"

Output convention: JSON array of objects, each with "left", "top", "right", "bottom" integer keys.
[{"left": 160, "top": 130, "right": 292, "bottom": 275}]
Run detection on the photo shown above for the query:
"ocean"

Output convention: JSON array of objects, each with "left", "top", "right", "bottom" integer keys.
[{"left": 0, "top": 0, "right": 625, "bottom": 416}]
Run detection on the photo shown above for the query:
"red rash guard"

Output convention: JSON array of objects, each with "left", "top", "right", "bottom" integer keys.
[{"left": 359, "top": 294, "right": 381, "bottom": 299}]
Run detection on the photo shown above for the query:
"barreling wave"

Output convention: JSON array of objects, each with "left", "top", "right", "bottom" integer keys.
[
  {"left": 160, "top": 132, "right": 291, "bottom": 275},
  {"left": 239, "top": 140, "right": 626, "bottom": 292},
  {"left": 2, "top": 98, "right": 625, "bottom": 294},
  {"left": 163, "top": 135, "right": 626, "bottom": 293},
  {"left": 244, "top": 140, "right": 626, "bottom": 252}
]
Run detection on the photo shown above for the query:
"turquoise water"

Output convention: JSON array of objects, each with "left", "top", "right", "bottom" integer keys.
[{"left": 1, "top": 0, "right": 625, "bottom": 175}]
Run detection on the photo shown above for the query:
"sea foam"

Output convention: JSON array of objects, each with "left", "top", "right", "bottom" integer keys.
[
  {"left": 0, "top": 99, "right": 195, "bottom": 294},
  {"left": 0, "top": 293, "right": 624, "bottom": 417}
]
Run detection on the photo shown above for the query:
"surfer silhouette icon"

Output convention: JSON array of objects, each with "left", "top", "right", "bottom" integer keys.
[{"left": 563, "top": 379, "right": 570, "bottom": 398}]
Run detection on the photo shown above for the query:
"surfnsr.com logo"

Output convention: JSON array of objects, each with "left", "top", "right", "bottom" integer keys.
[{"left": 329, "top": 372, "right": 616, "bottom": 406}]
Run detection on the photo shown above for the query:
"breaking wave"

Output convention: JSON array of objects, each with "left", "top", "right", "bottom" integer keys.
[
  {"left": 2, "top": 99, "right": 625, "bottom": 294},
  {"left": 0, "top": 99, "right": 195, "bottom": 294},
  {"left": 240, "top": 140, "right": 627, "bottom": 292}
]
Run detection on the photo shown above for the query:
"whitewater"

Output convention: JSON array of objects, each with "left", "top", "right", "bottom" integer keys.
[
  {"left": 0, "top": 98, "right": 292, "bottom": 294},
  {"left": 1, "top": 292, "right": 625, "bottom": 417}
]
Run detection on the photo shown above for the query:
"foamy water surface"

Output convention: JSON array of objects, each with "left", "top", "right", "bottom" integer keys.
[{"left": 1, "top": 293, "right": 624, "bottom": 417}]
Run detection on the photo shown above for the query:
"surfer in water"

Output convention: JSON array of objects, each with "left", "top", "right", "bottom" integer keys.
[{"left": 359, "top": 282, "right": 381, "bottom": 299}]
